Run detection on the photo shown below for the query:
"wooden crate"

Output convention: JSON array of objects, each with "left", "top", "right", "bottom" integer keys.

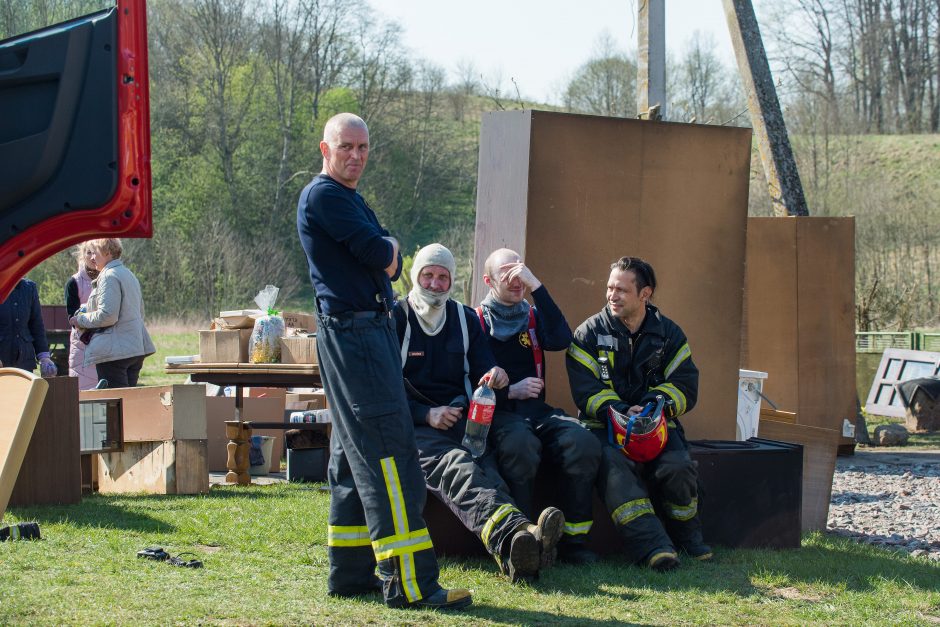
[
  {"left": 280, "top": 336, "right": 317, "bottom": 365},
  {"left": 97, "top": 439, "right": 208, "bottom": 495},
  {"left": 199, "top": 329, "right": 251, "bottom": 363},
  {"left": 80, "top": 384, "right": 206, "bottom": 442}
]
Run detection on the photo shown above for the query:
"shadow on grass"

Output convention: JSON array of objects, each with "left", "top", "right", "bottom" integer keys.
[
  {"left": 466, "top": 604, "right": 648, "bottom": 626},
  {"left": 7, "top": 498, "right": 176, "bottom": 534}
]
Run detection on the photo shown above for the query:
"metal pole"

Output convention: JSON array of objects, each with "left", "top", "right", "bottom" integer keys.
[
  {"left": 723, "top": 0, "right": 809, "bottom": 216},
  {"left": 637, "top": 0, "right": 666, "bottom": 119}
]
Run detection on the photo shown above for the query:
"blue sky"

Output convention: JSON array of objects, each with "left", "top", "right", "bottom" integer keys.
[{"left": 367, "top": 0, "right": 759, "bottom": 104}]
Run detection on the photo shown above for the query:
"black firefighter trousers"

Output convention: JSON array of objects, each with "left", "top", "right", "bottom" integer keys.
[
  {"left": 415, "top": 417, "right": 527, "bottom": 565},
  {"left": 594, "top": 426, "right": 705, "bottom": 563},
  {"left": 317, "top": 313, "right": 441, "bottom": 607},
  {"left": 491, "top": 410, "right": 602, "bottom": 546}
]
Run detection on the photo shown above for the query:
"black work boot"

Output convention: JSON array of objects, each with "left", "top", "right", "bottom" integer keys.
[
  {"left": 645, "top": 547, "right": 680, "bottom": 572},
  {"left": 498, "top": 529, "right": 540, "bottom": 583},
  {"left": 521, "top": 507, "right": 565, "bottom": 569},
  {"left": 668, "top": 517, "right": 713, "bottom": 562}
]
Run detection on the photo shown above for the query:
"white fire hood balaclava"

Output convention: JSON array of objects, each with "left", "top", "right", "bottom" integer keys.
[{"left": 408, "top": 243, "right": 456, "bottom": 336}]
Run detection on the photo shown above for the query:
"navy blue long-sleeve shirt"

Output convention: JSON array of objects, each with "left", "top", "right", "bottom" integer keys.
[
  {"left": 0, "top": 279, "right": 50, "bottom": 370},
  {"left": 479, "top": 285, "right": 573, "bottom": 416},
  {"left": 394, "top": 299, "right": 497, "bottom": 426},
  {"left": 296, "top": 174, "right": 402, "bottom": 315}
]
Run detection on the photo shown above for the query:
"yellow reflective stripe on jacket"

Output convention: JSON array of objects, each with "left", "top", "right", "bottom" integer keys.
[
  {"left": 372, "top": 528, "right": 434, "bottom": 560},
  {"left": 587, "top": 389, "right": 620, "bottom": 419},
  {"left": 663, "top": 342, "right": 691, "bottom": 380},
  {"left": 481, "top": 503, "right": 519, "bottom": 551},
  {"left": 567, "top": 343, "right": 601, "bottom": 378},
  {"left": 611, "top": 498, "right": 655, "bottom": 526},
  {"left": 563, "top": 520, "right": 594, "bottom": 536},
  {"left": 327, "top": 525, "right": 371, "bottom": 547},
  {"left": 664, "top": 498, "right": 698, "bottom": 521},
  {"left": 380, "top": 457, "right": 408, "bottom": 536},
  {"left": 651, "top": 382, "right": 686, "bottom": 415}
]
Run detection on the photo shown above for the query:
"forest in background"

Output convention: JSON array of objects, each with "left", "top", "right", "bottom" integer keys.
[{"left": 2, "top": 0, "right": 938, "bottom": 330}]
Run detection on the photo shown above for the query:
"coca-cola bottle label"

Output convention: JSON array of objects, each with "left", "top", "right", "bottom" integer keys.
[{"left": 468, "top": 402, "right": 495, "bottom": 425}]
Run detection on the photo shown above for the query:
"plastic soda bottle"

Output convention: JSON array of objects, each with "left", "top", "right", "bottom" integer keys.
[{"left": 462, "top": 376, "right": 495, "bottom": 457}]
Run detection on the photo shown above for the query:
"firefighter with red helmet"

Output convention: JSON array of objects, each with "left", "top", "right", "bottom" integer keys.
[{"left": 566, "top": 256, "right": 711, "bottom": 570}]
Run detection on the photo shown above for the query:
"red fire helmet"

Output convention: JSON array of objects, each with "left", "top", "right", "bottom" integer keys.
[{"left": 608, "top": 397, "right": 668, "bottom": 463}]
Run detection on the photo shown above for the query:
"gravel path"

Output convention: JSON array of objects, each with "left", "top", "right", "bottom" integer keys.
[{"left": 828, "top": 449, "right": 940, "bottom": 561}]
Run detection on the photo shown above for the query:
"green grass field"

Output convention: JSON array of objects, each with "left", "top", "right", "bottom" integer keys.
[{"left": 2, "top": 483, "right": 939, "bottom": 625}]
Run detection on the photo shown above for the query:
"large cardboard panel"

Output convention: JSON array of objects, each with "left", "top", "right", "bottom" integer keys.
[
  {"left": 796, "top": 218, "right": 856, "bottom": 431},
  {"left": 473, "top": 111, "right": 752, "bottom": 439},
  {"left": 205, "top": 397, "right": 285, "bottom": 473},
  {"left": 743, "top": 218, "right": 799, "bottom": 412},
  {"left": 97, "top": 439, "right": 208, "bottom": 495},
  {"left": 0, "top": 369, "right": 48, "bottom": 520},
  {"left": 81, "top": 385, "right": 206, "bottom": 441},
  {"left": 9, "top": 376, "right": 81, "bottom": 507}
]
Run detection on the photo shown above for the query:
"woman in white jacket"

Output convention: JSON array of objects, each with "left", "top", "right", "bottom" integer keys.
[{"left": 70, "top": 238, "right": 155, "bottom": 388}]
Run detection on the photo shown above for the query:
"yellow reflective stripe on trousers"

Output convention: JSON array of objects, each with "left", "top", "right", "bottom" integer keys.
[
  {"left": 567, "top": 343, "right": 601, "bottom": 378},
  {"left": 563, "top": 520, "right": 593, "bottom": 536},
  {"left": 372, "top": 528, "right": 434, "bottom": 560},
  {"left": 481, "top": 503, "right": 519, "bottom": 551},
  {"left": 327, "top": 525, "right": 371, "bottom": 547},
  {"left": 587, "top": 389, "right": 620, "bottom": 419},
  {"left": 380, "top": 457, "right": 407, "bottom": 536},
  {"left": 665, "top": 498, "right": 698, "bottom": 521},
  {"left": 651, "top": 382, "right": 686, "bottom": 415},
  {"left": 663, "top": 342, "right": 691, "bottom": 379},
  {"left": 611, "top": 498, "right": 655, "bottom": 526},
  {"left": 400, "top": 551, "right": 419, "bottom": 602}
]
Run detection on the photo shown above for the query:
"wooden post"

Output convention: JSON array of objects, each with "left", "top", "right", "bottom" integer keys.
[
  {"left": 723, "top": 0, "right": 809, "bottom": 216},
  {"left": 637, "top": 0, "right": 666, "bottom": 119},
  {"left": 225, "top": 421, "right": 252, "bottom": 485}
]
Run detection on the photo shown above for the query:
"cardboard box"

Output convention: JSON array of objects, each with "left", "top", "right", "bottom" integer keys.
[
  {"left": 281, "top": 336, "right": 317, "bottom": 364},
  {"left": 286, "top": 391, "right": 328, "bottom": 410},
  {"left": 282, "top": 312, "right": 317, "bottom": 332},
  {"left": 97, "top": 439, "right": 209, "bottom": 495},
  {"left": 206, "top": 396, "right": 285, "bottom": 473},
  {"left": 80, "top": 385, "right": 207, "bottom": 442},
  {"left": 199, "top": 328, "right": 252, "bottom": 363}
]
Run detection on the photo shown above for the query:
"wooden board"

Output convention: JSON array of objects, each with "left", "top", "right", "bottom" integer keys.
[
  {"left": 9, "top": 376, "right": 81, "bottom": 507},
  {"left": 0, "top": 369, "right": 48, "bottom": 520},
  {"left": 166, "top": 363, "right": 319, "bottom": 375},
  {"left": 81, "top": 385, "right": 206, "bottom": 442},
  {"left": 758, "top": 418, "right": 840, "bottom": 532},
  {"left": 743, "top": 218, "right": 856, "bottom": 433},
  {"left": 97, "top": 439, "right": 209, "bottom": 495},
  {"left": 472, "top": 111, "right": 752, "bottom": 439}
]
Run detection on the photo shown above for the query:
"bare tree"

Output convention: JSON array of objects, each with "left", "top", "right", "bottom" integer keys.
[{"left": 563, "top": 32, "right": 637, "bottom": 117}]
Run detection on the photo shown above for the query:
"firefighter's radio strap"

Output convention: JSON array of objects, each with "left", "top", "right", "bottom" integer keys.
[
  {"left": 477, "top": 306, "right": 543, "bottom": 380},
  {"left": 400, "top": 298, "right": 473, "bottom": 399}
]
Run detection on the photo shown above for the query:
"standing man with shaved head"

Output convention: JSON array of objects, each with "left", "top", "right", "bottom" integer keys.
[
  {"left": 477, "top": 248, "right": 602, "bottom": 565},
  {"left": 297, "top": 113, "right": 470, "bottom": 610}
]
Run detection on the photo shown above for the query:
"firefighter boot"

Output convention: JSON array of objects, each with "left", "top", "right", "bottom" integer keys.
[
  {"left": 668, "top": 516, "right": 713, "bottom": 561},
  {"left": 498, "top": 529, "right": 540, "bottom": 583},
  {"left": 520, "top": 507, "right": 565, "bottom": 569},
  {"left": 645, "top": 546, "right": 680, "bottom": 572}
]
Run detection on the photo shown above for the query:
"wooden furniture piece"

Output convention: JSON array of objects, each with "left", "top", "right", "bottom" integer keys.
[
  {"left": 0, "top": 368, "right": 49, "bottom": 519},
  {"left": 165, "top": 363, "right": 321, "bottom": 485},
  {"left": 471, "top": 110, "right": 753, "bottom": 439},
  {"left": 8, "top": 375, "right": 80, "bottom": 508}
]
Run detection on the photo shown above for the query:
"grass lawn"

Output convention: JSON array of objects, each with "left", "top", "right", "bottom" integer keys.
[{"left": 2, "top": 483, "right": 939, "bottom": 625}]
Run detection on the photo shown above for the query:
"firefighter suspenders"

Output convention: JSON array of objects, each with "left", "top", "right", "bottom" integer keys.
[{"left": 476, "top": 306, "right": 543, "bottom": 379}]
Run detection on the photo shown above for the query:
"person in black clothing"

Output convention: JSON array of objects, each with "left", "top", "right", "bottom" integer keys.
[
  {"left": 394, "top": 243, "right": 564, "bottom": 583},
  {"left": 566, "top": 256, "right": 711, "bottom": 571},
  {"left": 478, "top": 248, "right": 602, "bottom": 565},
  {"left": 296, "top": 113, "right": 470, "bottom": 610},
  {"left": 0, "top": 278, "right": 56, "bottom": 376}
]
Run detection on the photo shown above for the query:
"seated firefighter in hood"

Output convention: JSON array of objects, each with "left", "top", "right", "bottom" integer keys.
[{"left": 393, "top": 243, "right": 565, "bottom": 582}]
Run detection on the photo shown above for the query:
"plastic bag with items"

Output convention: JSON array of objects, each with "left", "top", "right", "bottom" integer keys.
[{"left": 249, "top": 285, "right": 285, "bottom": 363}]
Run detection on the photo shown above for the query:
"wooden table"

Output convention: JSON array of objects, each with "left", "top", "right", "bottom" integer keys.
[{"left": 165, "top": 363, "right": 321, "bottom": 485}]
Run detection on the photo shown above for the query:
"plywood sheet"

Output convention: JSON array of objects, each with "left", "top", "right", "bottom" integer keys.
[
  {"left": 473, "top": 111, "right": 752, "bottom": 439},
  {"left": 9, "top": 376, "right": 81, "bottom": 507},
  {"left": 743, "top": 218, "right": 799, "bottom": 412},
  {"left": 797, "top": 218, "right": 856, "bottom": 431},
  {"left": 0, "top": 369, "right": 48, "bottom": 520},
  {"left": 97, "top": 439, "right": 208, "bottom": 495},
  {"left": 759, "top": 418, "right": 839, "bottom": 532}
]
